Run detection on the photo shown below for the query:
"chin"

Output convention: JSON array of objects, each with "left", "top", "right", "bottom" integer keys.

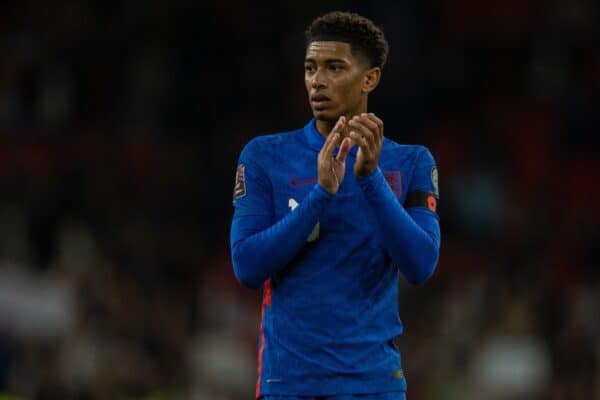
[{"left": 312, "top": 109, "right": 340, "bottom": 122}]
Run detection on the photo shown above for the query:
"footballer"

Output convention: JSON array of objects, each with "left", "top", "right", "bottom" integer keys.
[{"left": 231, "top": 11, "right": 440, "bottom": 400}]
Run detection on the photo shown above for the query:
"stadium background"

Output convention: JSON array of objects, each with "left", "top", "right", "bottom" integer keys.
[{"left": 0, "top": 1, "right": 598, "bottom": 399}]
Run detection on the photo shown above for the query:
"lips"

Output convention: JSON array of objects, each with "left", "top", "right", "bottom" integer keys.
[{"left": 311, "top": 94, "right": 332, "bottom": 109}]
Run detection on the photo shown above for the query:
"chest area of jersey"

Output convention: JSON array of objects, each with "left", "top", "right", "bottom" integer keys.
[{"left": 268, "top": 152, "right": 411, "bottom": 224}]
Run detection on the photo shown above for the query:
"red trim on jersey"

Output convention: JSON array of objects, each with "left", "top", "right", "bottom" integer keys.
[
  {"left": 263, "top": 278, "right": 272, "bottom": 306},
  {"left": 255, "top": 279, "right": 272, "bottom": 398},
  {"left": 255, "top": 330, "right": 265, "bottom": 398}
]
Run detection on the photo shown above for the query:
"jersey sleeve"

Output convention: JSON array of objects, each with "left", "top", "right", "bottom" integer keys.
[
  {"left": 404, "top": 147, "right": 439, "bottom": 215},
  {"left": 230, "top": 140, "right": 334, "bottom": 289},
  {"left": 357, "top": 147, "right": 441, "bottom": 284},
  {"left": 403, "top": 147, "right": 441, "bottom": 281},
  {"left": 231, "top": 144, "right": 274, "bottom": 222}
]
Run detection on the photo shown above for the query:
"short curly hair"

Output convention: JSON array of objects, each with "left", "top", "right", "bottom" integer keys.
[{"left": 305, "top": 11, "right": 389, "bottom": 69}]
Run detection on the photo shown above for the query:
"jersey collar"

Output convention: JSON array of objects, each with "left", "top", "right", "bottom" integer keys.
[{"left": 304, "top": 118, "right": 359, "bottom": 156}]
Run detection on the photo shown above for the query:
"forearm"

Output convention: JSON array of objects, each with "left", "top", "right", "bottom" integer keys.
[
  {"left": 230, "top": 184, "right": 333, "bottom": 289},
  {"left": 358, "top": 168, "right": 440, "bottom": 284}
]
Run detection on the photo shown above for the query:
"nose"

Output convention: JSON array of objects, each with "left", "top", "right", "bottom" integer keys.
[{"left": 310, "top": 68, "right": 327, "bottom": 89}]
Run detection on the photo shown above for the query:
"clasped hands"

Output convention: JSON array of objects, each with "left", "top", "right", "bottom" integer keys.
[{"left": 318, "top": 113, "right": 384, "bottom": 194}]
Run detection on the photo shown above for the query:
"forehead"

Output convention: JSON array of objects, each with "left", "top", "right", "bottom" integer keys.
[{"left": 305, "top": 41, "right": 353, "bottom": 60}]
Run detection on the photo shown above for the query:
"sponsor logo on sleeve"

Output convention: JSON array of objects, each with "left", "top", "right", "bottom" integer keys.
[
  {"left": 290, "top": 176, "right": 318, "bottom": 187},
  {"left": 233, "top": 164, "right": 246, "bottom": 200}
]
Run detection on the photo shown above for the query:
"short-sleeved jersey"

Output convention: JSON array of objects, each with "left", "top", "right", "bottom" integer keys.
[{"left": 231, "top": 119, "right": 439, "bottom": 397}]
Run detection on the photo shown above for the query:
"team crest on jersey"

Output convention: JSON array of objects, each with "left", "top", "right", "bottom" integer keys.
[
  {"left": 383, "top": 170, "right": 403, "bottom": 197},
  {"left": 431, "top": 166, "right": 439, "bottom": 197},
  {"left": 233, "top": 164, "right": 246, "bottom": 200}
]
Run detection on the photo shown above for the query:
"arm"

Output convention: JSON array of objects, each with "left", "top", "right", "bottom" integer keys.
[
  {"left": 348, "top": 114, "right": 440, "bottom": 284},
  {"left": 358, "top": 160, "right": 440, "bottom": 284},
  {"left": 231, "top": 177, "right": 333, "bottom": 289},
  {"left": 230, "top": 118, "right": 352, "bottom": 289}
]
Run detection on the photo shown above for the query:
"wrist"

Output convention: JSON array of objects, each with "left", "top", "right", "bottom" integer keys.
[
  {"left": 315, "top": 183, "right": 336, "bottom": 197},
  {"left": 354, "top": 162, "right": 379, "bottom": 179},
  {"left": 355, "top": 170, "right": 373, "bottom": 179},
  {"left": 356, "top": 166, "right": 380, "bottom": 181},
  {"left": 357, "top": 167, "right": 384, "bottom": 197}
]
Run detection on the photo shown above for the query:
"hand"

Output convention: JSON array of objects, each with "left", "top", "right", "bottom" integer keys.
[
  {"left": 348, "top": 113, "right": 384, "bottom": 178},
  {"left": 318, "top": 116, "right": 352, "bottom": 194}
]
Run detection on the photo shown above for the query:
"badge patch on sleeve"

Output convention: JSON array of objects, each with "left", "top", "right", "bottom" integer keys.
[
  {"left": 431, "top": 167, "right": 439, "bottom": 197},
  {"left": 233, "top": 164, "right": 246, "bottom": 200}
]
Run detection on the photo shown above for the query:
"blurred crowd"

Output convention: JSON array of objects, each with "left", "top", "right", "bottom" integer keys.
[{"left": 0, "top": 1, "right": 598, "bottom": 399}]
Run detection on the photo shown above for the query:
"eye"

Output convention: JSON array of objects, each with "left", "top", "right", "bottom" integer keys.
[
  {"left": 329, "top": 64, "right": 344, "bottom": 72},
  {"left": 304, "top": 64, "right": 315, "bottom": 73}
]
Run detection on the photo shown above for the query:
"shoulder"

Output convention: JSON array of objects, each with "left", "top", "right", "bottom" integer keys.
[
  {"left": 240, "top": 128, "right": 305, "bottom": 161},
  {"left": 381, "top": 138, "right": 435, "bottom": 167}
]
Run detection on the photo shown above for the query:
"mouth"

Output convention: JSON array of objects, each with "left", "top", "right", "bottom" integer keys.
[{"left": 310, "top": 94, "right": 332, "bottom": 110}]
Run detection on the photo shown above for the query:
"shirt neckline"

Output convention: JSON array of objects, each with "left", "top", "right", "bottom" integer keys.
[{"left": 303, "top": 118, "right": 359, "bottom": 156}]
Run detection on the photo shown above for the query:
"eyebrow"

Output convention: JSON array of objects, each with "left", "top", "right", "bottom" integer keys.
[{"left": 304, "top": 58, "right": 348, "bottom": 64}]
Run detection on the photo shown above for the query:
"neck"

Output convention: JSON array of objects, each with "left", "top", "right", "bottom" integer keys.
[
  {"left": 315, "top": 100, "right": 368, "bottom": 137},
  {"left": 315, "top": 119, "right": 338, "bottom": 137}
]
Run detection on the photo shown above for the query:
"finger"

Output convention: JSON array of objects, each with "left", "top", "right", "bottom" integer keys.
[
  {"left": 335, "top": 137, "right": 352, "bottom": 163},
  {"left": 319, "top": 118, "right": 340, "bottom": 150},
  {"left": 367, "top": 113, "right": 384, "bottom": 140},
  {"left": 321, "top": 131, "right": 341, "bottom": 161},
  {"left": 331, "top": 133, "right": 347, "bottom": 158},
  {"left": 359, "top": 113, "right": 381, "bottom": 146},
  {"left": 358, "top": 114, "right": 378, "bottom": 132},
  {"left": 348, "top": 118, "right": 374, "bottom": 140},
  {"left": 323, "top": 116, "right": 346, "bottom": 151},
  {"left": 348, "top": 130, "right": 370, "bottom": 155},
  {"left": 358, "top": 114, "right": 381, "bottom": 149},
  {"left": 331, "top": 115, "right": 346, "bottom": 135},
  {"left": 348, "top": 118, "right": 376, "bottom": 153},
  {"left": 324, "top": 117, "right": 346, "bottom": 154}
]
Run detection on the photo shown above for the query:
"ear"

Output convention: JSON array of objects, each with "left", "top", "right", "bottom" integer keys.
[{"left": 362, "top": 67, "right": 381, "bottom": 94}]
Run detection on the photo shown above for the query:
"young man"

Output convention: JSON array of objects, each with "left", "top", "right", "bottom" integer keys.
[{"left": 230, "top": 11, "right": 440, "bottom": 400}]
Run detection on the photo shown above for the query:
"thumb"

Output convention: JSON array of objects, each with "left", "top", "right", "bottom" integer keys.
[{"left": 335, "top": 137, "right": 352, "bottom": 163}]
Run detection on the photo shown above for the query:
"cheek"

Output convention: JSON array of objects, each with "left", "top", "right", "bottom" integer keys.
[{"left": 340, "top": 78, "right": 363, "bottom": 102}]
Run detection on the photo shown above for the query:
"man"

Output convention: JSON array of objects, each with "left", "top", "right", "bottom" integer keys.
[{"left": 230, "top": 11, "right": 440, "bottom": 400}]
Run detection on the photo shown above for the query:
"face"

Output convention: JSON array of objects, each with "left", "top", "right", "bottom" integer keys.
[{"left": 304, "top": 41, "right": 370, "bottom": 122}]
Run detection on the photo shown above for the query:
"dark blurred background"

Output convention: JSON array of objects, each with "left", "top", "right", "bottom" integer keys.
[{"left": 0, "top": 1, "right": 598, "bottom": 399}]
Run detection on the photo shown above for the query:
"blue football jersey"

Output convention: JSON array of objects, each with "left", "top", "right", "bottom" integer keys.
[{"left": 231, "top": 119, "right": 440, "bottom": 397}]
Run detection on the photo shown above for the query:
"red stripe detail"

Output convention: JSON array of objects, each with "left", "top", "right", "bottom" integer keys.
[
  {"left": 255, "top": 279, "right": 272, "bottom": 398},
  {"left": 255, "top": 330, "right": 265, "bottom": 398},
  {"left": 263, "top": 279, "right": 272, "bottom": 306}
]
